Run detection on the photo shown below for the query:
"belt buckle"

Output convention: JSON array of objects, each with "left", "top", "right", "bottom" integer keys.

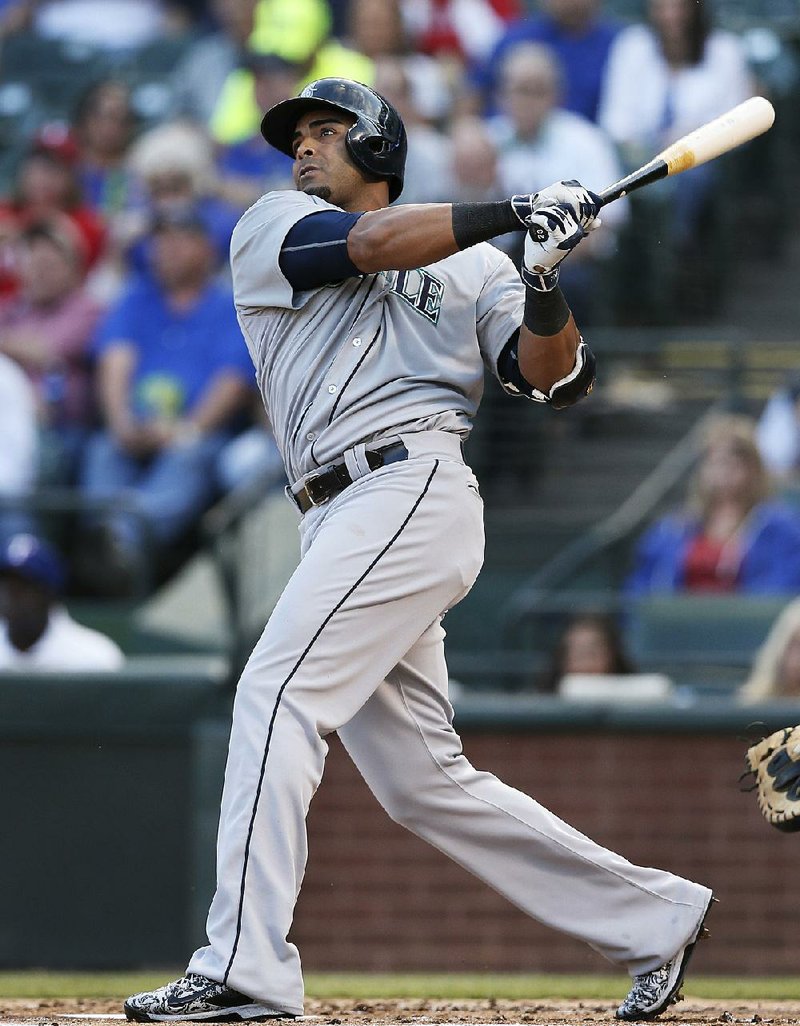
[{"left": 302, "top": 468, "right": 329, "bottom": 508}]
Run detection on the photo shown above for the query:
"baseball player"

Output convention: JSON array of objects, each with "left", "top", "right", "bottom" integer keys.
[{"left": 125, "top": 79, "right": 714, "bottom": 1024}]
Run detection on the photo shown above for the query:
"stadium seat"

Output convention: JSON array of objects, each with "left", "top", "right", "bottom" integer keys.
[{"left": 626, "top": 593, "right": 789, "bottom": 666}]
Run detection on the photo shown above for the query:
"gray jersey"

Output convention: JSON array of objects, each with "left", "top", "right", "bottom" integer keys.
[{"left": 230, "top": 191, "right": 525, "bottom": 482}]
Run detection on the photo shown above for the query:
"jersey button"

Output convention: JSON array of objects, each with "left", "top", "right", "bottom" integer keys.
[
  {"left": 327, "top": 384, "right": 337, "bottom": 394},
  {"left": 352, "top": 337, "right": 362, "bottom": 347},
  {"left": 306, "top": 432, "right": 316, "bottom": 441}
]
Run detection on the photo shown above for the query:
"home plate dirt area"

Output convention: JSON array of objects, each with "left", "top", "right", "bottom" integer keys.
[{"left": 3, "top": 998, "right": 800, "bottom": 1026}]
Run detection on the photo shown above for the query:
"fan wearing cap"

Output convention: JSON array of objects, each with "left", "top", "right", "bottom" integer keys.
[{"left": 0, "top": 533, "right": 124, "bottom": 671}]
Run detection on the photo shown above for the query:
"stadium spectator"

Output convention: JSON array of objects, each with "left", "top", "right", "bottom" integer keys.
[
  {"left": 124, "top": 120, "right": 241, "bottom": 274},
  {"left": 0, "top": 126, "right": 107, "bottom": 300},
  {"left": 372, "top": 57, "right": 451, "bottom": 204},
  {"left": 626, "top": 416, "right": 800, "bottom": 596},
  {"left": 345, "top": 0, "right": 452, "bottom": 122},
  {"left": 599, "top": 0, "right": 752, "bottom": 152},
  {"left": 444, "top": 116, "right": 517, "bottom": 255},
  {"left": 489, "top": 42, "right": 626, "bottom": 322},
  {"left": 170, "top": 0, "right": 260, "bottom": 127},
  {"left": 539, "top": 612, "right": 636, "bottom": 692},
  {"left": 77, "top": 201, "right": 253, "bottom": 595},
  {"left": 479, "top": 0, "right": 621, "bottom": 121},
  {"left": 597, "top": 0, "right": 752, "bottom": 252},
  {"left": 72, "top": 80, "right": 138, "bottom": 222},
  {"left": 215, "top": 53, "right": 297, "bottom": 209},
  {"left": 402, "top": 0, "right": 520, "bottom": 65},
  {"left": 756, "top": 375, "right": 800, "bottom": 480},
  {"left": 447, "top": 115, "right": 502, "bottom": 201},
  {"left": 0, "top": 353, "right": 38, "bottom": 543},
  {"left": 209, "top": 0, "right": 373, "bottom": 147},
  {"left": 739, "top": 598, "right": 800, "bottom": 702},
  {"left": 0, "top": 532, "right": 124, "bottom": 671},
  {"left": 0, "top": 219, "right": 102, "bottom": 485}
]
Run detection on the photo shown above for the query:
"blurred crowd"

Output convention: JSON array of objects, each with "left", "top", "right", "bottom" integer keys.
[
  {"left": 541, "top": 412, "right": 800, "bottom": 704},
  {"left": 0, "top": 0, "right": 793, "bottom": 670}
]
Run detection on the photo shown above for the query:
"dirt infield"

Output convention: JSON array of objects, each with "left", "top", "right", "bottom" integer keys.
[{"left": 3, "top": 998, "right": 800, "bottom": 1026}]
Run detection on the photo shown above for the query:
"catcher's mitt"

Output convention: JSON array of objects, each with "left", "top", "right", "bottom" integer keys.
[{"left": 744, "top": 724, "right": 800, "bottom": 831}]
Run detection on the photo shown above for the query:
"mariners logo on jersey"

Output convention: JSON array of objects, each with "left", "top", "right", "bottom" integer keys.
[{"left": 382, "top": 268, "right": 445, "bottom": 325}]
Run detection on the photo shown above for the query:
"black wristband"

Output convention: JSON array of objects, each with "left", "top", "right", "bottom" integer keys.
[
  {"left": 451, "top": 201, "right": 523, "bottom": 250},
  {"left": 523, "top": 283, "right": 570, "bottom": 337}
]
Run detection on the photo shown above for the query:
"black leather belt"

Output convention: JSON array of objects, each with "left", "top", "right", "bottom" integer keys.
[{"left": 291, "top": 441, "right": 409, "bottom": 513}]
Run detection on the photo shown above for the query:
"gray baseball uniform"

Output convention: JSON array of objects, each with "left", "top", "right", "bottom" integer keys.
[{"left": 186, "top": 190, "right": 712, "bottom": 1013}]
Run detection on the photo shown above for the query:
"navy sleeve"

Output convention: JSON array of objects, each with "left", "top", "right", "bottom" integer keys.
[{"left": 279, "top": 210, "right": 365, "bottom": 290}]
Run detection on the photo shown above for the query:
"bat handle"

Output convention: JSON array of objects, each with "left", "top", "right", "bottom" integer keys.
[
  {"left": 597, "top": 158, "right": 670, "bottom": 209},
  {"left": 597, "top": 182, "right": 628, "bottom": 208}
]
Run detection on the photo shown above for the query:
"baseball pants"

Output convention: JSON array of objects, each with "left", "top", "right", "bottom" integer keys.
[{"left": 188, "top": 429, "right": 712, "bottom": 1013}]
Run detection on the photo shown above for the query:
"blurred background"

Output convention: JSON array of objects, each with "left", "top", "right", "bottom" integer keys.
[{"left": 1, "top": 0, "right": 800, "bottom": 983}]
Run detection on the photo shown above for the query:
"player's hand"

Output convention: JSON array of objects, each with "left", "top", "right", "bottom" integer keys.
[
  {"left": 512, "top": 180, "right": 601, "bottom": 232},
  {"left": 520, "top": 202, "right": 598, "bottom": 291}
]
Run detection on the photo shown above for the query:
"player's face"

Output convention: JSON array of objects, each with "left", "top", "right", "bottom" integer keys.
[{"left": 291, "top": 109, "right": 367, "bottom": 209}]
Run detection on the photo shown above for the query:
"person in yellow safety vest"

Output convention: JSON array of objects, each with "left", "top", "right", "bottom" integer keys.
[{"left": 210, "top": 0, "right": 374, "bottom": 146}]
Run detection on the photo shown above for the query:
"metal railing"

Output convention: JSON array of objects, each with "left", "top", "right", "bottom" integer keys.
[{"left": 500, "top": 400, "right": 726, "bottom": 643}]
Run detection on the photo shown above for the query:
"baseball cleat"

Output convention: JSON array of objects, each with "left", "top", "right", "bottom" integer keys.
[
  {"left": 615, "top": 895, "right": 716, "bottom": 1021},
  {"left": 124, "top": 973, "right": 296, "bottom": 1022}
]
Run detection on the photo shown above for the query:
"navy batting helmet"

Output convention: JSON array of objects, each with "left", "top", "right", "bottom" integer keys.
[{"left": 261, "top": 78, "right": 407, "bottom": 202}]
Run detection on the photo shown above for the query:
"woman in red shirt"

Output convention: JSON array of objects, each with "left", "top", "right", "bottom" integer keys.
[{"left": 627, "top": 416, "right": 800, "bottom": 594}]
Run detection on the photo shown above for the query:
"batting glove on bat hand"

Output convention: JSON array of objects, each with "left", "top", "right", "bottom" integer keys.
[
  {"left": 519, "top": 201, "right": 599, "bottom": 291},
  {"left": 511, "top": 180, "right": 601, "bottom": 232}
]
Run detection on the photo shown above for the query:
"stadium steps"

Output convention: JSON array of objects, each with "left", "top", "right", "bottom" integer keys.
[{"left": 444, "top": 397, "right": 711, "bottom": 659}]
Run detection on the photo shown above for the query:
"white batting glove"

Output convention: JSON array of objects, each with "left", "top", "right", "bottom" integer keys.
[
  {"left": 520, "top": 201, "right": 601, "bottom": 292},
  {"left": 511, "top": 179, "right": 601, "bottom": 232}
]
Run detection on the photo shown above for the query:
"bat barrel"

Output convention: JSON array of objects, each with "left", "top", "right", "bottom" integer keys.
[{"left": 597, "top": 97, "right": 775, "bottom": 208}]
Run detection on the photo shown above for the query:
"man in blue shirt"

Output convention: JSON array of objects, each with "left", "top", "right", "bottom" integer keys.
[
  {"left": 78, "top": 202, "right": 253, "bottom": 595},
  {"left": 479, "top": 0, "right": 621, "bottom": 123}
]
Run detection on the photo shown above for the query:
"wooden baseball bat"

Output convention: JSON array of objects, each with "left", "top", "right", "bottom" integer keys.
[{"left": 597, "top": 96, "right": 775, "bottom": 207}]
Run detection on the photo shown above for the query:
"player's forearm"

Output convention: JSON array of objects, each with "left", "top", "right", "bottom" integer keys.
[
  {"left": 517, "top": 285, "right": 596, "bottom": 408},
  {"left": 517, "top": 315, "right": 581, "bottom": 393},
  {"left": 186, "top": 374, "right": 251, "bottom": 434},
  {"left": 347, "top": 200, "right": 523, "bottom": 272},
  {"left": 98, "top": 345, "right": 136, "bottom": 431}
]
